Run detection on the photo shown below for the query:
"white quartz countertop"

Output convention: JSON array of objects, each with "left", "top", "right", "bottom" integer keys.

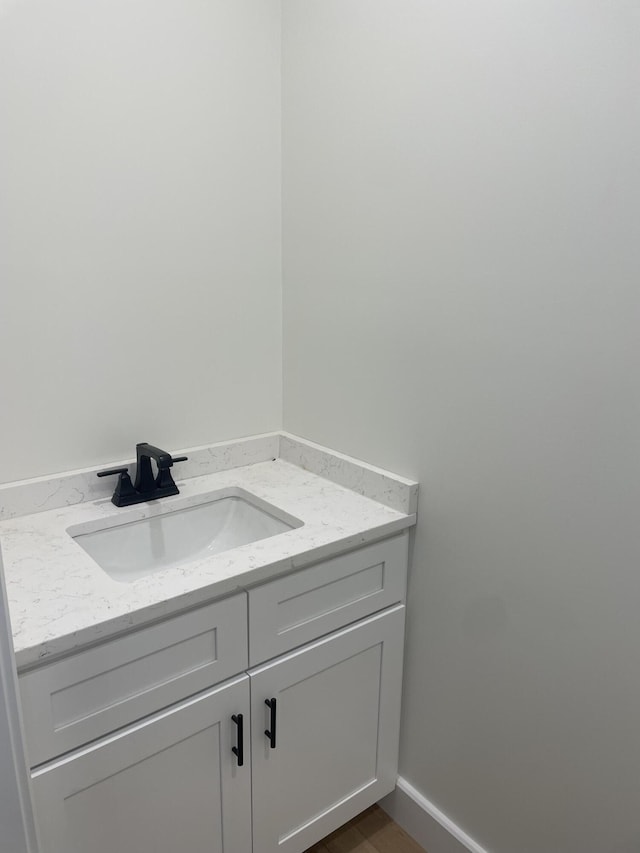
[{"left": 1, "top": 456, "right": 415, "bottom": 669}]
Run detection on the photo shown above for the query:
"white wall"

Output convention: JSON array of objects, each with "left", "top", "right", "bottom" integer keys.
[
  {"left": 0, "top": 0, "right": 282, "bottom": 483},
  {"left": 282, "top": 3, "right": 640, "bottom": 852}
]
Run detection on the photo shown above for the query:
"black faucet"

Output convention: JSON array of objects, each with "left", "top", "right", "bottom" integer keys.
[{"left": 97, "top": 443, "right": 188, "bottom": 507}]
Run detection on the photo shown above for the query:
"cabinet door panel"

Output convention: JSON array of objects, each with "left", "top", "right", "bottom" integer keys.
[
  {"left": 250, "top": 606, "right": 405, "bottom": 853},
  {"left": 32, "top": 675, "right": 251, "bottom": 853},
  {"left": 21, "top": 592, "right": 248, "bottom": 766}
]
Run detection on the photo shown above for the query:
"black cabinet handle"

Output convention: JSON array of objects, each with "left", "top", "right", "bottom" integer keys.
[
  {"left": 265, "top": 698, "right": 277, "bottom": 749},
  {"left": 232, "top": 714, "right": 244, "bottom": 767}
]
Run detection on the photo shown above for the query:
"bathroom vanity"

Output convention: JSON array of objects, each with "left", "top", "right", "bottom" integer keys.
[{"left": 0, "top": 433, "right": 417, "bottom": 853}]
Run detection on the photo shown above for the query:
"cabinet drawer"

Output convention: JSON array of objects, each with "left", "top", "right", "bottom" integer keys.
[
  {"left": 248, "top": 534, "right": 407, "bottom": 666},
  {"left": 20, "top": 592, "right": 247, "bottom": 767}
]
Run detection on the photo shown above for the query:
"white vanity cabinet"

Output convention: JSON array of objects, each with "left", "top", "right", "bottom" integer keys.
[{"left": 20, "top": 534, "right": 409, "bottom": 853}]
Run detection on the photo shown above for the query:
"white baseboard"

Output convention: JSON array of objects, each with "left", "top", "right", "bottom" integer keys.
[{"left": 379, "top": 777, "right": 491, "bottom": 853}]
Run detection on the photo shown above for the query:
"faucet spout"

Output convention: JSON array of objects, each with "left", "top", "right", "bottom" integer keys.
[{"left": 134, "top": 443, "right": 176, "bottom": 494}]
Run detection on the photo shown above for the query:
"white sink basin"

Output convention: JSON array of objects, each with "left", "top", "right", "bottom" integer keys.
[{"left": 69, "top": 489, "right": 302, "bottom": 583}]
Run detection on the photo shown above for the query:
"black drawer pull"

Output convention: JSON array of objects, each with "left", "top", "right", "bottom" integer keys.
[
  {"left": 265, "top": 698, "right": 277, "bottom": 749},
  {"left": 232, "top": 714, "right": 244, "bottom": 766}
]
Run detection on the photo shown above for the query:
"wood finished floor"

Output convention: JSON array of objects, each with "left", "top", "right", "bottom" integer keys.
[{"left": 304, "top": 805, "right": 426, "bottom": 853}]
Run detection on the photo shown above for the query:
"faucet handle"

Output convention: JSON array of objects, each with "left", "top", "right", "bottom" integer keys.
[
  {"left": 96, "top": 467, "right": 138, "bottom": 507},
  {"left": 156, "top": 456, "right": 187, "bottom": 492},
  {"left": 97, "top": 466, "right": 129, "bottom": 478}
]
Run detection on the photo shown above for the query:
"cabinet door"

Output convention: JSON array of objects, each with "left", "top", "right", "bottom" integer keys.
[
  {"left": 250, "top": 605, "right": 405, "bottom": 853},
  {"left": 31, "top": 675, "right": 251, "bottom": 853}
]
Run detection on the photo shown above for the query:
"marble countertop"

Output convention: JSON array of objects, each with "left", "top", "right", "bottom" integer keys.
[{"left": 1, "top": 450, "right": 416, "bottom": 670}]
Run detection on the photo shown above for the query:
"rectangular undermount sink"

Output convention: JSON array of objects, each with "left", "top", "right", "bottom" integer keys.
[{"left": 69, "top": 488, "right": 303, "bottom": 583}]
